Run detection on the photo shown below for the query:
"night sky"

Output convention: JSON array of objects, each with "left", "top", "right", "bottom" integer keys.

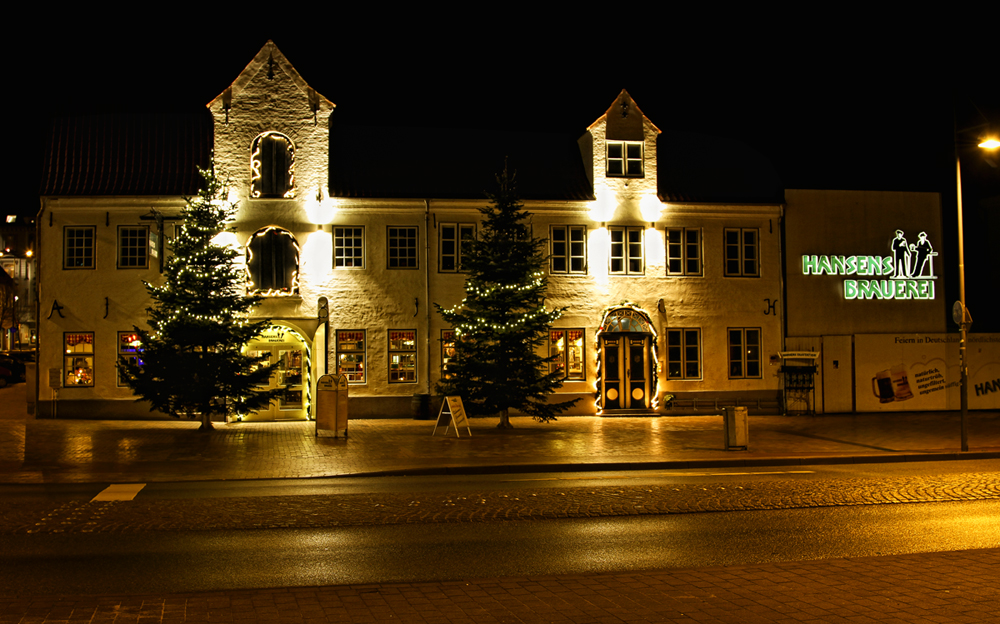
[{"left": 16, "top": 17, "right": 998, "bottom": 327}]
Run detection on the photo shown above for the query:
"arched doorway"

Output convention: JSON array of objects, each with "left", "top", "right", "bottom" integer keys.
[
  {"left": 243, "top": 324, "right": 310, "bottom": 421},
  {"left": 598, "top": 306, "right": 657, "bottom": 412}
]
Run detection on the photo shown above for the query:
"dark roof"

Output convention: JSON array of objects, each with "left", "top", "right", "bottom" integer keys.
[
  {"left": 329, "top": 125, "right": 594, "bottom": 201},
  {"left": 41, "top": 113, "right": 212, "bottom": 196},
  {"left": 38, "top": 114, "right": 783, "bottom": 205},
  {"left": 657, "top": 130, "right": 785, "bottom": 204}
]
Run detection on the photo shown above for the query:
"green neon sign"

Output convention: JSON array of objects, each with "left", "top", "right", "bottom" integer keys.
[{"left": 802, "top": 230, "right": 937, "bottom": 301}]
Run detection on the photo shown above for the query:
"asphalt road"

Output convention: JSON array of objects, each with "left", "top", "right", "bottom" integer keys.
[{"left": 2, "top": 500, "right": 996, "bottom": 597}]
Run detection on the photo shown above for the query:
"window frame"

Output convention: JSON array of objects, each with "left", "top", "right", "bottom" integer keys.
[
  {"left": 549, "top": 328, "right": 586, "bottom": 381},
  {"left": 387, "top": 226, "right": 419, "bottom": 270},
  {"left": 63, "top": 226, "right": 96, "bottom": 270},
  {"left": 609, "top": 226, "right": 644, "bottom": 275},
  {"left": 388, "top": 329, "right": 417, "bottom": 383},
  {"left": 550, "top": 225, "right": 587, "bottom": 274},
  {"left": 63, "top": 331, "right": 95, "bottom": 387},
  {"left": 333, "top": 226, "right": 365, "bottom": 269},
  {"left": 336, "top": 329, "right": 367, "bottom": 384},
  {"left": 606, "top": 140, "right": 644, "bottom": 178},
  {"left": 441, "top": 329, "right": 456, "bottom": 378},
  {"left": 666, "top": 227, "right": 702, "bottom": 276},
  {"left": 117, "top": 331, "right": 143, "bottom": 387},
  {"left": 724, "top": 228, "right": 760, "bottom": 277},
  {"left": 439, "top": 223, "right": 476, "bottom": 272},
  {"left": 666, "top": 328, "right": 702, "bottom": 380},
  {"left": 116, "top": 225, "right": 149, "bottom": 269},
  {"left": 728, "top": 327, "right": 762, "bottom": 379}
]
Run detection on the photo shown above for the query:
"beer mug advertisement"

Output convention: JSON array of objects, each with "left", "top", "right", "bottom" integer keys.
[{"left": 855, "top": 334, "right": 1000, "bottom": 411}]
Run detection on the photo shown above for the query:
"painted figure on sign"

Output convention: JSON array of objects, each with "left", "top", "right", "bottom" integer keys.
[
  {"left": 909, "top": 231, "right": 935, "bottom": 278},
  {"left": 890, "top": 230, "right": 910, "bottom": 278}
]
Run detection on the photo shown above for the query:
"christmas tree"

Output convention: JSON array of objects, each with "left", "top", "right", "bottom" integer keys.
[
  {"left": 119, "top": 164, "right": 281, "bottom": 430},
  {"left": 436, "top": 163, "right": 578, "bottom": 428}
]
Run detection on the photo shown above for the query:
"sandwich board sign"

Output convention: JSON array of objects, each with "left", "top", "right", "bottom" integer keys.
[{"left": 433, "top": 396, "right": 471, "bottom": 437}]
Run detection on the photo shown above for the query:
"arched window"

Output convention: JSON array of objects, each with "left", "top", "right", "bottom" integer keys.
[
  {"left": 250, "top": 132, "right": 295, "bottom": 198},
  {"left": 246, "top": 227, "right": 299, "bottom": 295},
  {"left": 600, "top": 307, "right": 652, "bottom": 333}
]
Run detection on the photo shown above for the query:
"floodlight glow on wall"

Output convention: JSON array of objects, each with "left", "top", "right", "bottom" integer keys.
[
  {"left": 305, "top": 187, "right": 336, "bottom": 225},
  {"left": 639, "top": 194, "right": 663, "bottom": 224},
  {"left": 589, "top": 187, "right": 617, "bottom": 222}
]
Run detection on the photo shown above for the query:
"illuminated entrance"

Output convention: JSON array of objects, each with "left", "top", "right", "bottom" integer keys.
[
  {"left": 244, "top": 325, "right": 309, "bottom": 421},
  {"left": 598, "top": 306, "right": 657, "bottom": 411}
]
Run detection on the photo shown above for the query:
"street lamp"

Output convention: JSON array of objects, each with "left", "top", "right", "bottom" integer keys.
[{"left": 954, "top": 125, "right": 998, "bottom": 452}]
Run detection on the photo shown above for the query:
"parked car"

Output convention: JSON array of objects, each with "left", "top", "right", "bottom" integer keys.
[{"left": 0, "top": 357, "right": 26, "bottom": 387}]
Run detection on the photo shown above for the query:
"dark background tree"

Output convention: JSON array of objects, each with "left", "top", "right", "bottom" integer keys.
[
  {"left": 120, "top": 165, "right": 281, "bottom": 430},
  {"left": 436, "top": 164, "right": 579, "bottom": 428}
]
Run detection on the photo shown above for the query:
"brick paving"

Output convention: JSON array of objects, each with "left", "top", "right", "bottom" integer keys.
[{"left": 1, "top": 549, "right": 997, "bottom": 623}]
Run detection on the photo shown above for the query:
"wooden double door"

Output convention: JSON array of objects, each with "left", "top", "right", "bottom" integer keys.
[{"left": 601, "top": 333, "right": 652, "bottom": 410}]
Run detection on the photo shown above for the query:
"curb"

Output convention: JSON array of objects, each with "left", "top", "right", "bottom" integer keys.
[{"left": 339, "top": 450, "right": 1000, "bottom": 479}]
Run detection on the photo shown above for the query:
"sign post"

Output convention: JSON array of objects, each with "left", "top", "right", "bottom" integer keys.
[
  {"left": 315, "top": 374, "right": 349, "bottom": 438},
  {"left": 433, "top": 396, "right": 471, "bottom": 437}
]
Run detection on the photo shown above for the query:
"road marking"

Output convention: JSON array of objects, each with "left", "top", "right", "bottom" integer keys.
[
  {"left": 92, "top": 483, "right": 146, "bottom": 502},
  {"left": 506, "top": 470, "right": 816, "bottom": 482}
]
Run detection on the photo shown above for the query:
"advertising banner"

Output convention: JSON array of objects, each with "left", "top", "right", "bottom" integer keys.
[{"left": 854, "top": 333, "right": 1000, "bottom": 411}]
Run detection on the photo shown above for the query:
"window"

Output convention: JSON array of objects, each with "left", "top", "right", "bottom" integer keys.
[
  {"left": 550, "top": 225, "right": 587, "bottom": 274},
  {"left": 247, "top": 227, "right": 299, "bottom": 294},
  {"left": 334, "top": 226, "right": 364, "bottom": 269},
  {"left": 440, "top": 223, "right": 475, "bottom": 272},
  {"left": 118, "top": 331, "right": 143, "bottom": 386},
  {"left": 609, "top": 226, "right": 643, "bottom": 275},
  {"left": 64, "top": 226, "right": 95, "bottom": 269},
  {"left": 388, "top": 226, "right": 418, "bottom": 269},
  {"left": 728, "top": 328, "right": 762, "bottom": 378},
  {"left": 250, "top": 131, "right": 295, "bottom": 198},
  {"left": 116, "top": 226, "right": 149, "bottom": 269},
  {"left": 64, "top": 332, "right": 94, "bottom": 387},
  {"left": 666, "top": 228, "right": 702, "bottom": 276},
  {"left": 388, "top": 330, "right": 417, "bottom": 383},
  {"left": 550, "top": 329, "right": 585, "bottom": 380},
  {"left": 336, "top": 330, "right": 366, "bottom": 383},
  {"left": 607, "top": 141, "right": 643, "bottom": 177},
  {"left": 667, "top": 329, "right": 701, "bottom": 379},
  {"left": 725, "top": 228, "right": 759, "bottom": 277},
  {"left": 441, "top": 329, "right": 455, "bottom": 378}
]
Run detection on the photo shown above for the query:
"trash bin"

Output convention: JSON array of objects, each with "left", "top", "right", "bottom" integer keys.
[{"left": 722, "top": 406, "right": 748, "bottom": 450}]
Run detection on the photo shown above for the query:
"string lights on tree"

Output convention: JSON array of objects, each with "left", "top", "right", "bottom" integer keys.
[
  {"left": 118, "top": 161, "right": 283, "bottom": 430},
  {"left": 435, "top": 162, "right": 578, "bottom": 428}
]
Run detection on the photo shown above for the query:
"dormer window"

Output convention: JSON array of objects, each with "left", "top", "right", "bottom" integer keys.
[
  {"left": 251, "top": 132, "right": 295, "bottom": 198},
  {"left": 607, "top": 141, "right": 643, "bottom": 177}
]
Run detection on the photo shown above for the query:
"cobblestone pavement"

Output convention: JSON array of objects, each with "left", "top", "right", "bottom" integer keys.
[
  {"left": 2, "top": 548, "right": 997, "bottom": 623},
  {"left": 2, "top": 471, "right": 998, "bottom": 535}
]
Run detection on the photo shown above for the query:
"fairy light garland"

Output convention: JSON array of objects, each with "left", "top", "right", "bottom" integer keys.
[{"left": 593, "top": 302, "right": 660, "bottom": 413}]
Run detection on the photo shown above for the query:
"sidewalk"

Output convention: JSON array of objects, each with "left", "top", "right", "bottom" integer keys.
[
  {"left": 3, "top": 548, "right": 997, "bottom": 623},
  {"left": 2, "top": 384, "right": 998, "bottom": 484}
]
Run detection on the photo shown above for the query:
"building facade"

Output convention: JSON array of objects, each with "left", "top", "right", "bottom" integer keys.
[
  {"left": 36, "top": 41, "right": 793, "bottom": 420},
  {"left": 784, "top": 189, "right": 998, "bottom": 412}
]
